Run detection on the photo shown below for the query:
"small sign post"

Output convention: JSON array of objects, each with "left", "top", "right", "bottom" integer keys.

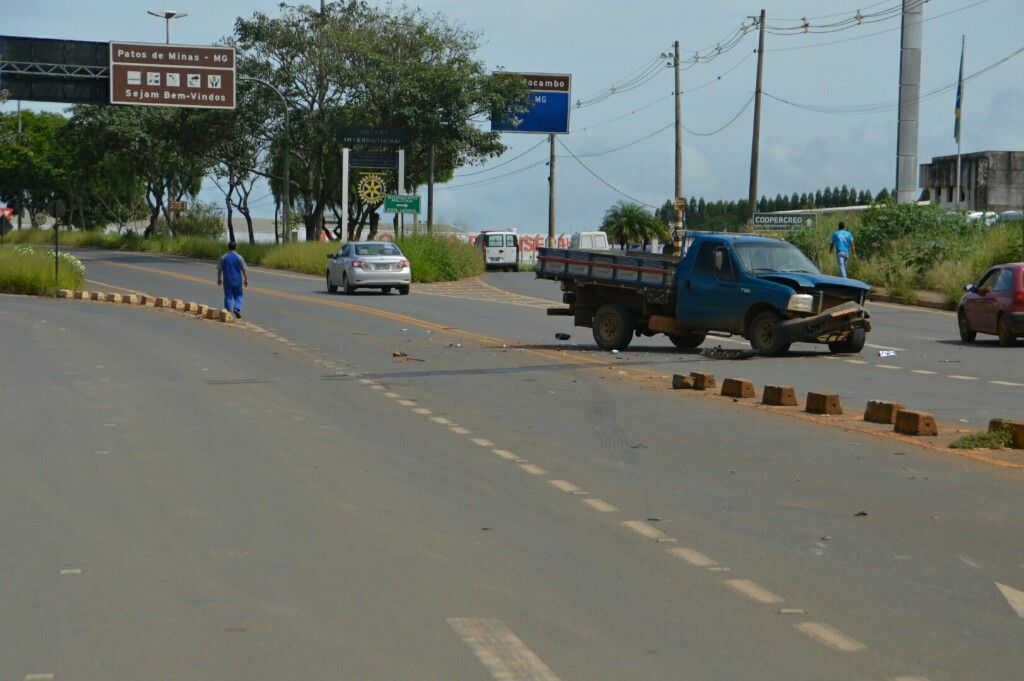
[
  {"left": 752, "top": 212, "right": 817, "bottom": 231},
  {"left": 384, "top": 194, "right": 421, "bottom": 214}
]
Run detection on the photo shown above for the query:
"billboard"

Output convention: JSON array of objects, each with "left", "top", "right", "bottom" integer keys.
[{"left": 491, "top": 72, "right": 571, "bottom": 135}]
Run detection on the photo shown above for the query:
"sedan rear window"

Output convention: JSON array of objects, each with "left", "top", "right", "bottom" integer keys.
[{"left": 355, "top": 244, "right": 402, "bottom": 256}]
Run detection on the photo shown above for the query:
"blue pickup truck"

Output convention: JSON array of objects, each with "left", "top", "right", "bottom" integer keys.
[{"left": 537, "top": 233, "right": 872, "bottom": 356}]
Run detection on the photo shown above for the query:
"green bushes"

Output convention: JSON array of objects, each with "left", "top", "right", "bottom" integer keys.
[
  {"left": 2, "top": 229, "right": 484, "bottom": 284},
  {"left": 0, "top": 246, "right": 85, "bottom": 295},
  {"left": 788, "top": 203, "right": 1024, "bottom": 307},
  {"left": 168, "top": 201, "right": 226, "bottom": 239}
]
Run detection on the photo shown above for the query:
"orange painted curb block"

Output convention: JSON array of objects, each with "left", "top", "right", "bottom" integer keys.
[
  {"left": 894, "top": 409, "right": 938, "bottom": 436},
  {"left": 806, "top": 392, "right": 842, "bottom": 415}
]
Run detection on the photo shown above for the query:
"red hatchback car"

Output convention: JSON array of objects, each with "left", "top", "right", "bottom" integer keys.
[{"left": 958, "top": 262, "right": 1024, "bottom": 346}]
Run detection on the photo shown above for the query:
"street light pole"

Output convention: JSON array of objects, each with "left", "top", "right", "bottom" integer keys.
[
  {"left": 239, "top": 77, "right": 290, "bottom": 244},
  {"left": 146, "top": 10, "right": 188, "bottom": 45}
]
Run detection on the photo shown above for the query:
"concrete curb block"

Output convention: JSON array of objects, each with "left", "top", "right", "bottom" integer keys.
[
  {"left": 73, "top": 290, "right": 89, "bottom": 300},
  {"left": 721, "top": 378, "right": 756, "bottom": 399},
  {"left": 90, "top": 291, "right": 105, "bottom": 301},
  {"left": 105, "top": 293, "right": 122, "bottom": 304},
  {"left": 57, "top": 289, "right": 74, "bottom": 299},
  {"left": 197, "top": 304, "right": 210, "bottom": 317},
  {"left": 690, "top": 372, "right": 717, "bottom": 391},
  {"left": 217, "top": 309, "right": 234, "bottom": 323},
  {"left": 204, "top": 307, "right": 218, "bottom": 319},
  {"left": 183, "top": 301, "right": 200, "bottom": 313},
  {"left": 154, "top": 297, "right": 171, "bottom": 308},
  {"left": 122, "top": 294, "right": 138, "bottom": 304},
  {"left": 894, "top": 409, "right": 938, "bottom": 436},
  {"left": 990, "top": 419, "right": 1024, "bottom": 449},
  {"left": 864, "top": 400, "right": 905, "bottom": 425},
  {"left": 806, "top": 392, "right": 842, "bottom": 415},
  {"left": 671, "top": 374, "right": 695, "bottom": 390},
  {"left": 762, "top": 385, "right": 798, "bottom": 406},
  {"left": 171, "top": 299, "right": 184, "bottom": 311}
]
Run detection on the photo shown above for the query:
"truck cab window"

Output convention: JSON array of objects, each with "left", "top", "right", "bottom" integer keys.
[{"left": 692, "top": 242, "right": 718, "bottom": 277}]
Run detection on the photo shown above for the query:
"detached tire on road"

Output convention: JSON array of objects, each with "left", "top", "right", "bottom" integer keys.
[
  {"left": 828, "top": 327, "right": 866, "bottom": 354},
  {"left": 748, "top": 310, "right": 790, "bottom": 356},
  {"left": 668, "top": 332, "right": 706, "bottom": 349},
  {"left": 593, "top": 304, "right": 634, "bottom": 351}
]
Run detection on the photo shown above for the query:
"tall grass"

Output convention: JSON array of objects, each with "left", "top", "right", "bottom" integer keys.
[
  {"left": 0, "top": 246, "right": 86, "bottom": 295},
  {"left": 787, "top": 207, "right": 1024, "bottom": 307},
  {"left": 2, "top": 229, "right": 484, "bottom": 283}
]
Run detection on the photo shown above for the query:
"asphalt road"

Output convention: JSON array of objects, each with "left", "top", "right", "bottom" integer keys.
[{"left": 3, "top": 250, "right": 1024, "bottom": 680}]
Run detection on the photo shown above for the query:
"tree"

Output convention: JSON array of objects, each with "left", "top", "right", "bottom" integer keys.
[
  {"left": 600, "top": 201, "right": 669, "bottom": 248},
  {"left": 0, "top": 111, "right": 67, "bottom": 225},
  {"left": 234, "top": 1, "right": 527, "bottom": 240},
  {"left": 875, "top": 187, "right": 891, "bottom": 202}
]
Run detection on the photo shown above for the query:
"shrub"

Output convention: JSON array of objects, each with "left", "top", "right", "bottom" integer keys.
[
  {"left": 168, "top": 201, "right": 225, "bottom": 239},
  {"left": 395, "top": 234, "right": 483, "bottom": 282}
]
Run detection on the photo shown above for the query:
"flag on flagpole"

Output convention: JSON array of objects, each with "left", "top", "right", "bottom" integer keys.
[{"left": 954, "top": 36, "right": 965, "bottom": 142}]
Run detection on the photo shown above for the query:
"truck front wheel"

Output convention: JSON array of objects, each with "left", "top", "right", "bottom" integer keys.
[
  {"left": 668, "top": 332, "right": 706, "bottom": 349},
  {"left": 749, "top": 311, "right": 791, "bottom": 356},
  {"left": 593, "top": 304, "right": 634, "bottom": 351},
  {"left": 828, "top": 328, "right": 866, "bottom": 354}
]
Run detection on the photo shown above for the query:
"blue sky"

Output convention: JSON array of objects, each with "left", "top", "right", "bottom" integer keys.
[{"left": 4, "top": 0, "right": 1021, "bottom": 231}]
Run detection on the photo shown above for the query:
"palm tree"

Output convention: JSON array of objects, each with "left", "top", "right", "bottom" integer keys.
[{"left": 600, "top": 201, "right": 670, "bottom": 249}]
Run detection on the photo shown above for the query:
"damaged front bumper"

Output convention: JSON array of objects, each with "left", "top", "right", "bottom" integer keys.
[{"left": 779, "top": 303, "right": 871, "bottom": 343}]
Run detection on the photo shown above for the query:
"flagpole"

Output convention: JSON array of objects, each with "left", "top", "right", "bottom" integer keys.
[{"left": 955, "top": 35, "right": 965, "bottom": 209}]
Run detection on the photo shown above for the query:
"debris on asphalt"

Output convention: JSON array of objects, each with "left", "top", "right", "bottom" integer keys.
[
  {"left": 630, "top": 443, "right": 648, "bottom": 449},
  {"left": 611, "top": 349, "right": 620, "bottom": 354},
  {"left": 392, "top": 350, "right": 408, "bottom": 358},
  {"left": 555, "top": 332, "right": 571, "bottom": 340},
  {"left": 447, "top": 343, "right": 462, "bottom": 348},
  {"left": 938, "top": 358, "right": 960, "bottom": 363},
  {"left": 700, "top": 345, "right": 756, "bottom": 360},
  {"left": 854, "top": 511, "right": 869, "bottom": 517},
  {"left": 877, "top": 350, "right": 897, "bottom": 358}
]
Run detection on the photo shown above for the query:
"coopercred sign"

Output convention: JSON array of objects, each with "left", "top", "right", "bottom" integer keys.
[{"left": 109, "top": 41, "right": 236, "bottom": 109}]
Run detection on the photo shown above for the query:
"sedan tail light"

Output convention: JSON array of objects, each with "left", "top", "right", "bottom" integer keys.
[
  {"left": 399, "top": 259, "right": 410, "bottom": 269},
  {"left": 351, "top": 259, "right": 367, "bottom": 269}
]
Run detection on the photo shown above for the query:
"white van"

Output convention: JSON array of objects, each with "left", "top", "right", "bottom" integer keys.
[
  {"left": 477, "top": 229, "right": 520, "bottom": 271},
  {"left": 570, "top": 231, "right": 610, "bottom": 250}
]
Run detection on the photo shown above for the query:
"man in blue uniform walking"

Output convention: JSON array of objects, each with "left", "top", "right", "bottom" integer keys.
[
  {"left": 829, "top": 221, "right": 856, "bottom": 278},
  {"left": 216, "top": 241, "right": 249, "bottom": 318}
]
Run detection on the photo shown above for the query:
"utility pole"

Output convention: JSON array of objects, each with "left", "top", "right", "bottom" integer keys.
[
  {"left": 747, "top": 9, "right": 766, "bottom": 228},
  {"left": 16, "top": 99, "right": 22, "bottom": 230},
  {"left": 547, "top": 134, "right": 556, "bottom": 247},
  {"left": 673, "top": 40, "right": 684, "bottom": 252},
  {"left": 427, "top": 143, "right": 435, "bottom": 235},
  {"left": 895, "top": 0, "right": 923, "bottom": 204},
  {"left": 955, "top": 34, "right": 965, "bottom": 209}
]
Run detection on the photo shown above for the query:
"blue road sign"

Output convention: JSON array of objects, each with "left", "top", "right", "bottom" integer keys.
[{"left": 491, "top": 72, "right": 571, "bottom": 135}]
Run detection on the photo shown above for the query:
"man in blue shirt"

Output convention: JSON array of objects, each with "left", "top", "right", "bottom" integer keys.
[
  {"left": 829, "top": 221, "right": 856, "bottom": 278},
  {"left": 216, "top": 241, "right": 249, "bottom": 318}
]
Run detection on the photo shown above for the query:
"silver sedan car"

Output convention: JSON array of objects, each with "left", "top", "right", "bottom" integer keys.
[{"left": 326, "top": 241, "right": 412, "bottom": 295}]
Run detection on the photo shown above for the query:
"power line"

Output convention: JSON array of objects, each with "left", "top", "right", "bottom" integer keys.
[
  {"left": 764, "top": 42, "right": 1024, "bottom": 115},
  {"left": 556, "top": 137, "right": 657, "bottom": 209},
  {"left": 444, "top": 158, "right": 549, "bottom": 190},
  {"left": 767, "top": 0, "right": 992, "bottom": 52},
  {"left": 683, "top": 94, "right": 754, "bottom": 136},
  {"left": 572, "top": 94, "right": 672, "bottom": 134},
  {"left": 765, "top": 0, "right": 924, "bottom": 35},
  {"left": 452, "top": 137, "right": 548, "bottom": 178}
]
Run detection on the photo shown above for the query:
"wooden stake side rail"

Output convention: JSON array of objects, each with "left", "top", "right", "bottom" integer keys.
[{"left": 536, "top": 248, "right": 678, "bottom": 289}]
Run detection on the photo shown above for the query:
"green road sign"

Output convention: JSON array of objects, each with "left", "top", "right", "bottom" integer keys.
[
  {"left": 384, "top": 194, "right": 421, "bottom": 214},
  {"left": 753, "top": 212, "right": 816, "bottom": 230}
]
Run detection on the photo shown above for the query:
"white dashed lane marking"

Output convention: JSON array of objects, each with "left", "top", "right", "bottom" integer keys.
[
  {"left": 947, "top": 375, "right": 978, "bottom": 381},
  {"left": 725, "top": 579, "right": 784, "bottom": 604},
  {"left": 548, "top": 480, "right": 582, "bottom": 493},
  {"left": 794, "top": 622, "right": 867, "bottom": 652},
  {"left": 518, "top": 464, "right": 546, "bottom": 476},
  {"left": 450, "top": 426, "right": 472, "bottom": 435},
  {"left": 990, "top": 380, "right": 1022, "bottom": 387},
  {"left": 493, "top": 449, "right": 518, "bottom": 460},
  {"left": 875, "top": 364, "right": 901, "bottom": 370},
  {"left": 622, "top": 520, "right": 671, "bottom": 541},
  {"left": 471, "top": 438, "right": 494, "bottom": 447},
  {"left": 581, "top": 498, "right": 618, "bottom": 512},
  {"left": 845, "top": 359, "right": 868, "bottom": 365},
  {"left": 866, "top": 343, "right": 907, "bottom": 351},
  {"left": 398, "top": 399, "right": 417, "bottom": 406},
  {"left": 448, "top": 618, "right": 561, "bottom": 681},
  {"left": 912, "top": 369, "right": 938, "bottom": 375},
  {"left": 667, "top": 546, "right": 717, "bottom": 567}
]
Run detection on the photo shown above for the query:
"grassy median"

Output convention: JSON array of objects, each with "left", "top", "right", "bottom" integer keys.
[
  {"left": 3, "top": 230, "right": 484, "bottom": 283},
  {"left": 0, "top": 245, "right": 86, "bottom": 295},
  {"left": 788, "top": 205, "right": 1024, "bottom": 307}
]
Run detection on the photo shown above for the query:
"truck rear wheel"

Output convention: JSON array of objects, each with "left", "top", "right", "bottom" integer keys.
[
  {"left": 828, "top": 328, "right": 866, "bottom": 354},
  {"left": 668, "top": 332, "right": 706, "bottom": 349},
  {"left": 748, "top": 311, "right": 790, "bottom": 356},
  {"left": 593, "top": 304, "right": 634, "bottom": 351}
]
